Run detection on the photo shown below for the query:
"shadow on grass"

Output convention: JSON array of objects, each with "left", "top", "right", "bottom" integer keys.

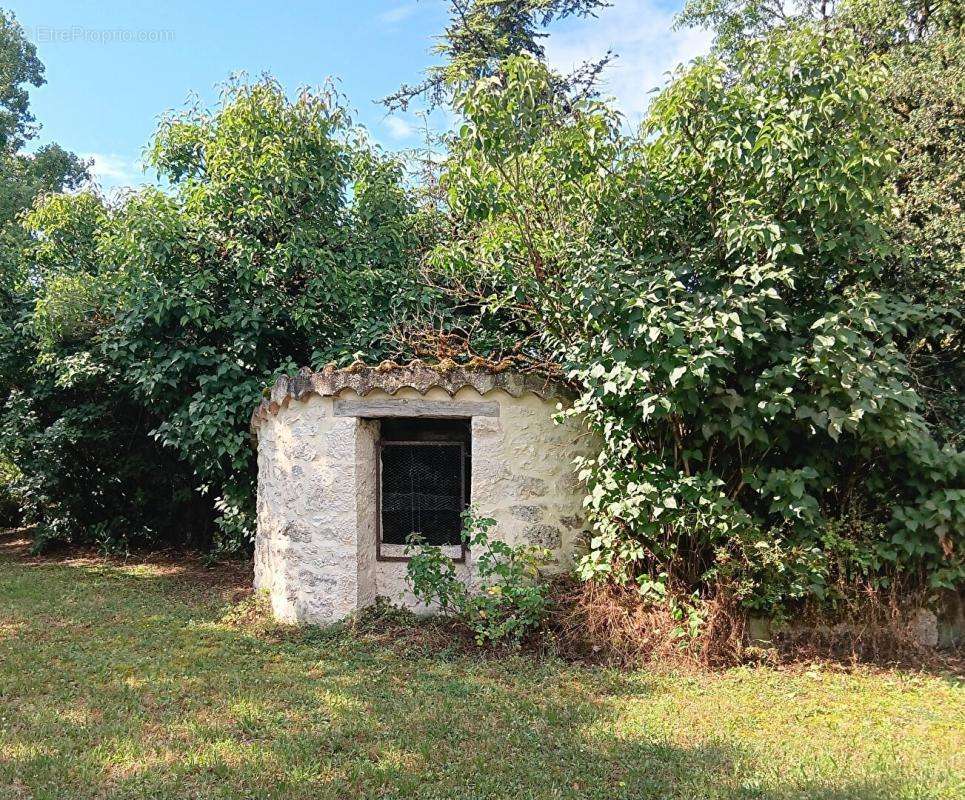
[{"left": 0, "top": 542, "right": 959, "bottom": 799}]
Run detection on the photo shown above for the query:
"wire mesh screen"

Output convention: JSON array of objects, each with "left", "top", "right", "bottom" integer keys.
[{"left": 380, "top": 442, "right": 464, "bottom": 547}]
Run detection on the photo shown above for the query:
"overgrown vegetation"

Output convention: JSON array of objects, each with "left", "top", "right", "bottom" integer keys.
[
  {"left": 0, "top": 9, "right": 89, "bottom": 530},
  {"left": 429, "top": 0, "right": 963, "bottom": 616},
  {"left": 406, "top": 509, "right": 552, "bottom": 645},
  {"left": 0, "top": 1, "right": 961, "bottom": 628},
  {"left": 2, "top": 75, "right": 436, "bottom": 551}
]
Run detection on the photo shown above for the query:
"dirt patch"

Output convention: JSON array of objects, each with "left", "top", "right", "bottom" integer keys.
[{"left": 0, "top": 529, "right": 33, "bottom": 560}]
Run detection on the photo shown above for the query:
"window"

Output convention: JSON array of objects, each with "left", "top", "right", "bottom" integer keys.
[{"left": 377, "top": 418, "right": 470, "bottom": 561}]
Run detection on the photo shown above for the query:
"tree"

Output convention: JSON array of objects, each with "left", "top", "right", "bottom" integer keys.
[
  {"left": 0, "top": 8, "right": 90, "bottom": 373},
  {"left": 0, "top": 7, "right": 43, "bottom": 151},
  {"left": 434, "top": 30, "right": 962, "bottom": 611},
  {"left": 677, "top": 0, "right": 964, "bottom": 444},
  {"left": 385, "top": 0, "right": 611, "bottom": 110},
  {"left": 4, "top": 191, "right": 207, "bottom": 551},
  {"left": 0, "top": 9, "right": 89, "bottom": 527},
  {"left": 10, "top": 78, "right": 437, "bottom": 550}
]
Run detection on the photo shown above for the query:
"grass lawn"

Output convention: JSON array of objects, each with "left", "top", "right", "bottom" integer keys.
[{"left": 0, "top": 534, "right": 961, "bottom": 800}]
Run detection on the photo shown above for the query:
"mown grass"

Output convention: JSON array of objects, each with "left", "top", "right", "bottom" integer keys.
[{"left": 0, "top": 535, "right": 962, "bottom": 800}]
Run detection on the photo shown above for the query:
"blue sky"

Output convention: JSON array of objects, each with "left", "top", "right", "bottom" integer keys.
[{"left": 12, "top": 1, "right": 708, "bottom": 190}]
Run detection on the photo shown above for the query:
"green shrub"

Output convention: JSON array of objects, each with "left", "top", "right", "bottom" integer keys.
[
  {"left": 434, "top": 31, "right": 963, "bottom": 612},
  {"left": 4, "top": 78, "right": 437, "bottom": 552},
  {"left": 405, "top": 509, "right": 552, "bottom": 645}
]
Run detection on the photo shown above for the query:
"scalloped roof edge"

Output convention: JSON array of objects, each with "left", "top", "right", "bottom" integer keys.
[{"left": 250, "top": 361, "right": 567, "bottom": 434}]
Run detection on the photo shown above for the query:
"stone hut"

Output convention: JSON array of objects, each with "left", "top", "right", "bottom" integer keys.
[{"left": 249, "top": 361, "right": 594, "bottom": 625}]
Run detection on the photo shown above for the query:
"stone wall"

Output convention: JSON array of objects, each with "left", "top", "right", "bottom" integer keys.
[
  {"left": 253, "top": 382, "right": 594, "bottom": 623},
  {"left": 254, "top": 395, "right": 374, "bottom": 623}
]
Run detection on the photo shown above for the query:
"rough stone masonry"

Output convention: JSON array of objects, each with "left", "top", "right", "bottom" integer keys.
[{"left": 249, "top": 361, "right": 595, "bottom": 624}]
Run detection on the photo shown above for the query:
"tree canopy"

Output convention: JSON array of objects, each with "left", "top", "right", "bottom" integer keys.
[
  {"left": 3, "top": 78, "right": 435, "bottom": 550},
  {"left": 385, "top": 0, "right": 611, "bottom": 110},
  {"left": 430, "top": 1, "right": 963, "bottom": 607}
]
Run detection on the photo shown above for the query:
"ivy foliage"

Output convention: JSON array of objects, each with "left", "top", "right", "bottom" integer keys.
[{"left": 435, "top": 27, "right": 962, "bottom": 609}]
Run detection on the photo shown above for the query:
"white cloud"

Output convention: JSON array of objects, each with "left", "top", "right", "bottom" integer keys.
[
  {"left": 81, "top": 152, "right": 144, "bottom": 190},
  {"left": 545, "top": 0, "right": 713, "bottom": 124},
  {"left": 378, "top": 3, "right": 419, "bottom": 25},
  {"left": 384, "top": 115, "right": 416, "bottom": 140}
]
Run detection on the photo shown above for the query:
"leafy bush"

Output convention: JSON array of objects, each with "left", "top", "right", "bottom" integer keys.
[
  {"left": 4, "top": 78, "right": 436, "bottom": 551},
  {"left": 434, "top": 29, "right": 963, "bottom": 611},
  {"left": 0, "top": 383, "right": 210, "bottom": 552},
  {"left": 406, "top": 509, "right": 552, "bottom": 645},
  {"left": 0, "top": 186, "right": 213, "bottom": 551}
]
